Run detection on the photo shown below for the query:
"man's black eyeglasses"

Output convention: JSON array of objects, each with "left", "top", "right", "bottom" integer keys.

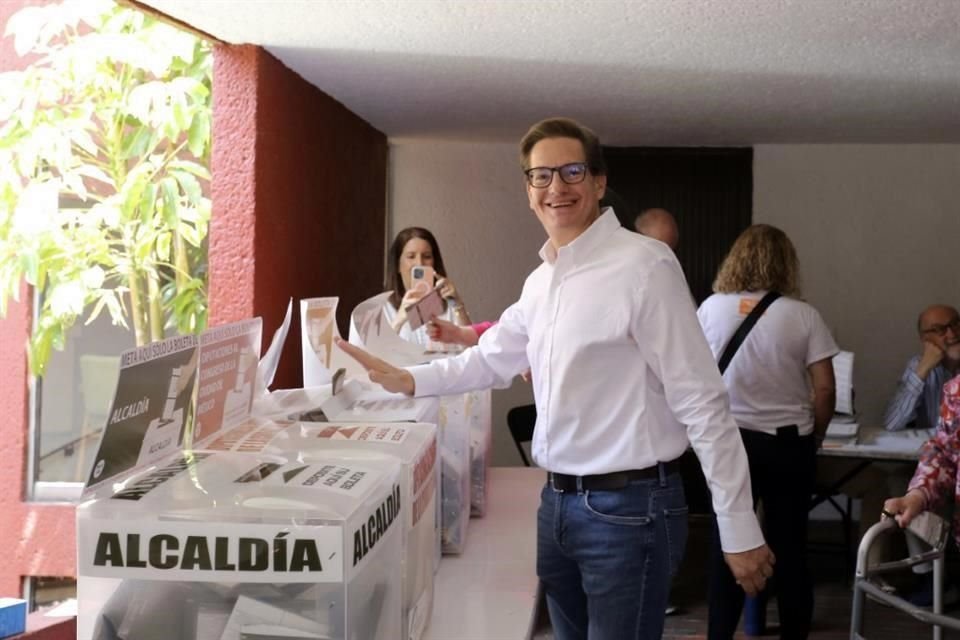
[
  {"left": 524, "top": 162, "right": 588, "bottom": 188},
  {"left": 922, "top": 318, "right": 960, "bottom": 337}
]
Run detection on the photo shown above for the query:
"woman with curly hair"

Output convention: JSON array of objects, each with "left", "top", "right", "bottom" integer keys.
[{"left": 698, "top": 224, "right": 838, "bottom": 640}]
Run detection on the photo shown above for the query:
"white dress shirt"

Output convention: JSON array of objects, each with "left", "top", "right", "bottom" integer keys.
[{"left": 409, "top": 210, "right": 763, "bottom": 552}]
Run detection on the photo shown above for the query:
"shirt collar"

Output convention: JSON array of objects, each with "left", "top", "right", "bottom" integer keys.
[{"left": 538, "top": 207, "right": 620, "bottom": 265}]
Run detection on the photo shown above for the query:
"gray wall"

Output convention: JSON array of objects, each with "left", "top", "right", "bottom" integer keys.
[
  {"left": 389, "top": 141, "right": 539, "bottom": 466},
  {"left": 389, "top": 140, "right": 960, "bottom": 465},
  {"left": 754, "top": 144, "right": 960, "bottom": 425}
]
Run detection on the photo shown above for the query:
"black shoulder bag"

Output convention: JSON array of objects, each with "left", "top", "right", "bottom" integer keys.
[{"left": 716, "top": 291, "right": 781, "bottom": 374}]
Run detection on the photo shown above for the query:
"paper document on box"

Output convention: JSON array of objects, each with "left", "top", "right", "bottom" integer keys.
[
  {"left": 348, "top": 292, "right": 436, "bottom": 367},
  {"left": 258, "top": 298, "right": 292, "bottom": 391},
  {"left": 317, "top": 380, "right": 437, "bottom": 423},
  {"left": 832, "top": 350, "right": 855, "bottom": 416},
  {"left": 301, "top": 298, "right": 338, "bottom": 387}
]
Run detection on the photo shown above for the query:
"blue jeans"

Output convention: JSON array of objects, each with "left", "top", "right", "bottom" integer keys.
[{"left": 537, "top": 469, "right": 688, "bottom": 640}]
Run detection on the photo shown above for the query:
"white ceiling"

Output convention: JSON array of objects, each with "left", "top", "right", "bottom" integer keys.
[{"left": 142, "top": 0, "right": 960, "bottom": 145}]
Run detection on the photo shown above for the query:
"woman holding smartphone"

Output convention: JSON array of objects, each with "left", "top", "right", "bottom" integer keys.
[{"left": 383, "top": 227, "right": 470, "bottom": 347}]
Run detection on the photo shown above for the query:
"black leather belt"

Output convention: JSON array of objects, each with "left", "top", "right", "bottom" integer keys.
[{"left": 548, "top": 460, "right": 681, "bottom": 492}]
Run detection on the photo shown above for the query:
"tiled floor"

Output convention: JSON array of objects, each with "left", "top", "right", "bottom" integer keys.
[{"left": 534, "top": 516, "right": 960, "bottom": 639}]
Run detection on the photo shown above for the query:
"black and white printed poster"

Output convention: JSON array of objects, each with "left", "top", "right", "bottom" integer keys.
[{"left": 84, "top": 335, "right": 199, "bottom": 491}]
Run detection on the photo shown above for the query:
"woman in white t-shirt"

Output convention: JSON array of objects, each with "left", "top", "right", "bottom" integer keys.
[
  {"left": 382, "top": 227, "right": 470, "bottom": 347},
  {"left": 698, "top": 224, "right": 838, "bottom": 640}
]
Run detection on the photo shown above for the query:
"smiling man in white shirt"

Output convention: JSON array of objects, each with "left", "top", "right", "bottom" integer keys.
[{"left": 338, "top": 117, "right": 773, "bottom": 640}]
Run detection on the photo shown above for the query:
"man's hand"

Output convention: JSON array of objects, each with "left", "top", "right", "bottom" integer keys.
[
  {"left": 427, "top": 317, "right": 478, "bottom": 346},
  {"left": 334, "top": 337, "right": 416, "bottom": 396},
  {"left": 723, "top": 544, "right": 775, "bottom": 597},
  {"left": 883, "top": 490, "right": 927, "bottom": 529},
  {"left": 917, "top": 340, "right": 945, "bottom": 380}
]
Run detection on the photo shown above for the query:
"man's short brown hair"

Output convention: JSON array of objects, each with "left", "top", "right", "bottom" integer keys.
[{"left": 519, "top": 117, "right": 607, "bottom": 176}]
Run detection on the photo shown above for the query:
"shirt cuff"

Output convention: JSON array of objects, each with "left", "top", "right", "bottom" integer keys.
[
  {"left": 904, "top": 368, "right": 925, "bottom": 392},
  {"left": 715, "top": 510, "right": 766, "bottom": 554},
  {"left": 408, "top": 363, "right": 443, "bottom": 398}
]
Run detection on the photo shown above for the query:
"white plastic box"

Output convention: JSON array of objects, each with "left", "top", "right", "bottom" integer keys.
[
  {"left": 77, "top": 450, "right": 403, "bottom": 640},
  {"left": 466, "top": 389, "right": 492, "bottom": 517},
  {"left": 205, "top": 418, "right": 438, "bottom": 640},
  {"left": 437, "top": 394, "right": 472, "bottom": 554}
]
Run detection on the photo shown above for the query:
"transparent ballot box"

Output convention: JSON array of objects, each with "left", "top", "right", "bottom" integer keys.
[
  {"left": 205, "top": 418, "right": 438, "bottom": 640},
  {"left": 437, "top": 393, "right": 472, "bottom": 554},
  {"left": 466, "top": 389, "right": 492, "bottom": 518},
  {"left": 77, "top": 451, "right": 403, "bottom": 640}
]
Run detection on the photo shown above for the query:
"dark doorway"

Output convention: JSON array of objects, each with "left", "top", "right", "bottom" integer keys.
[{"left": 603, "top": 147, "right": 753, "bottom": 305}]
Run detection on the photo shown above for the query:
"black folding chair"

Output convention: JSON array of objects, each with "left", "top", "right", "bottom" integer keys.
[{"left": 506, "top": 404, "right": 536, "bottom": 467}]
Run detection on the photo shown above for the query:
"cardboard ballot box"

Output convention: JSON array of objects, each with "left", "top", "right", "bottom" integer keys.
[
  {"left": 204, "top": 418, "right": 438, "bottom": 640},
  {"left": 77, "top": 450, "right": 403, "bottom": 640}
]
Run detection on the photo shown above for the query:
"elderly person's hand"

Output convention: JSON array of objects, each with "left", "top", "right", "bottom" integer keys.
[
  {"left": 335, "top": 337, "right": 415, "bottom": 396},
  {"left": 882, "top": 490, "right": 927, "bottom": 529},
  {"left": 724, "top": 544, "right": 776, "bottom": 596}
]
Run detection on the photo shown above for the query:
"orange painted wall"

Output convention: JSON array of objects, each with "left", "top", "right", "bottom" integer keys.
[{"left": 210, "top": 45, "right": 387, "bottom": 388}]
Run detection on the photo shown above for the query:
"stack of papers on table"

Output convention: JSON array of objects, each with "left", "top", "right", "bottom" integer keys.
[{"left": 825, "top": 419, "right": 860, "bottom": 440}]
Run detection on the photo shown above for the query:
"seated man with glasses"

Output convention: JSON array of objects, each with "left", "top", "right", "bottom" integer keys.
[
  {"left": 878, "top": 304, "right": 960, "bottom": 605},
  {"left": 885, "top": 305, "right": 960, "bottom": 432}
]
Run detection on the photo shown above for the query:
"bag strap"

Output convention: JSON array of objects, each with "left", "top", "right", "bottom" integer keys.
[{"left": 717, "top": 291, "right": 782, "bottom": 374}]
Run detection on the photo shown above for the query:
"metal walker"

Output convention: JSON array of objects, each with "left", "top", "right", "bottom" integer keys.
[{"left": 850, "top": 513, "right": 957, "bottom": 640}]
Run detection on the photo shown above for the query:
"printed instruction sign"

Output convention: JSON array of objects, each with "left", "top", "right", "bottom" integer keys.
[
  {"left": 193, "top": 319, "right": 263, "bottom": 444},
  {"left": 85, "top": 335, "right": 199, "bottom": 491}
]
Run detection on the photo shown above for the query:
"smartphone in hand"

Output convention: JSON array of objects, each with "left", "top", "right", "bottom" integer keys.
[
  {"left": 411, "top": 265, "right": 435, "bottom": 287},
  {"left": 407, "top": 288, "right": 444, "bottom": 331}
]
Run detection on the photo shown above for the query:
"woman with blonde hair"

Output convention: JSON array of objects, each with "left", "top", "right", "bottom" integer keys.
[{"left": 698, "top": 224, "right": 838, "bottom": 640}]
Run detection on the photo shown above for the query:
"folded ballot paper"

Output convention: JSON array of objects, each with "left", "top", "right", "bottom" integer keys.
[{"left": 252, "top": 381, "right": 439, "bottom": 425}]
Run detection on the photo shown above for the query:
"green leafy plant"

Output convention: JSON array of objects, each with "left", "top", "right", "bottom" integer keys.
[{"left": 0, "top": 0, "right": 212, "bottom": 375}]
